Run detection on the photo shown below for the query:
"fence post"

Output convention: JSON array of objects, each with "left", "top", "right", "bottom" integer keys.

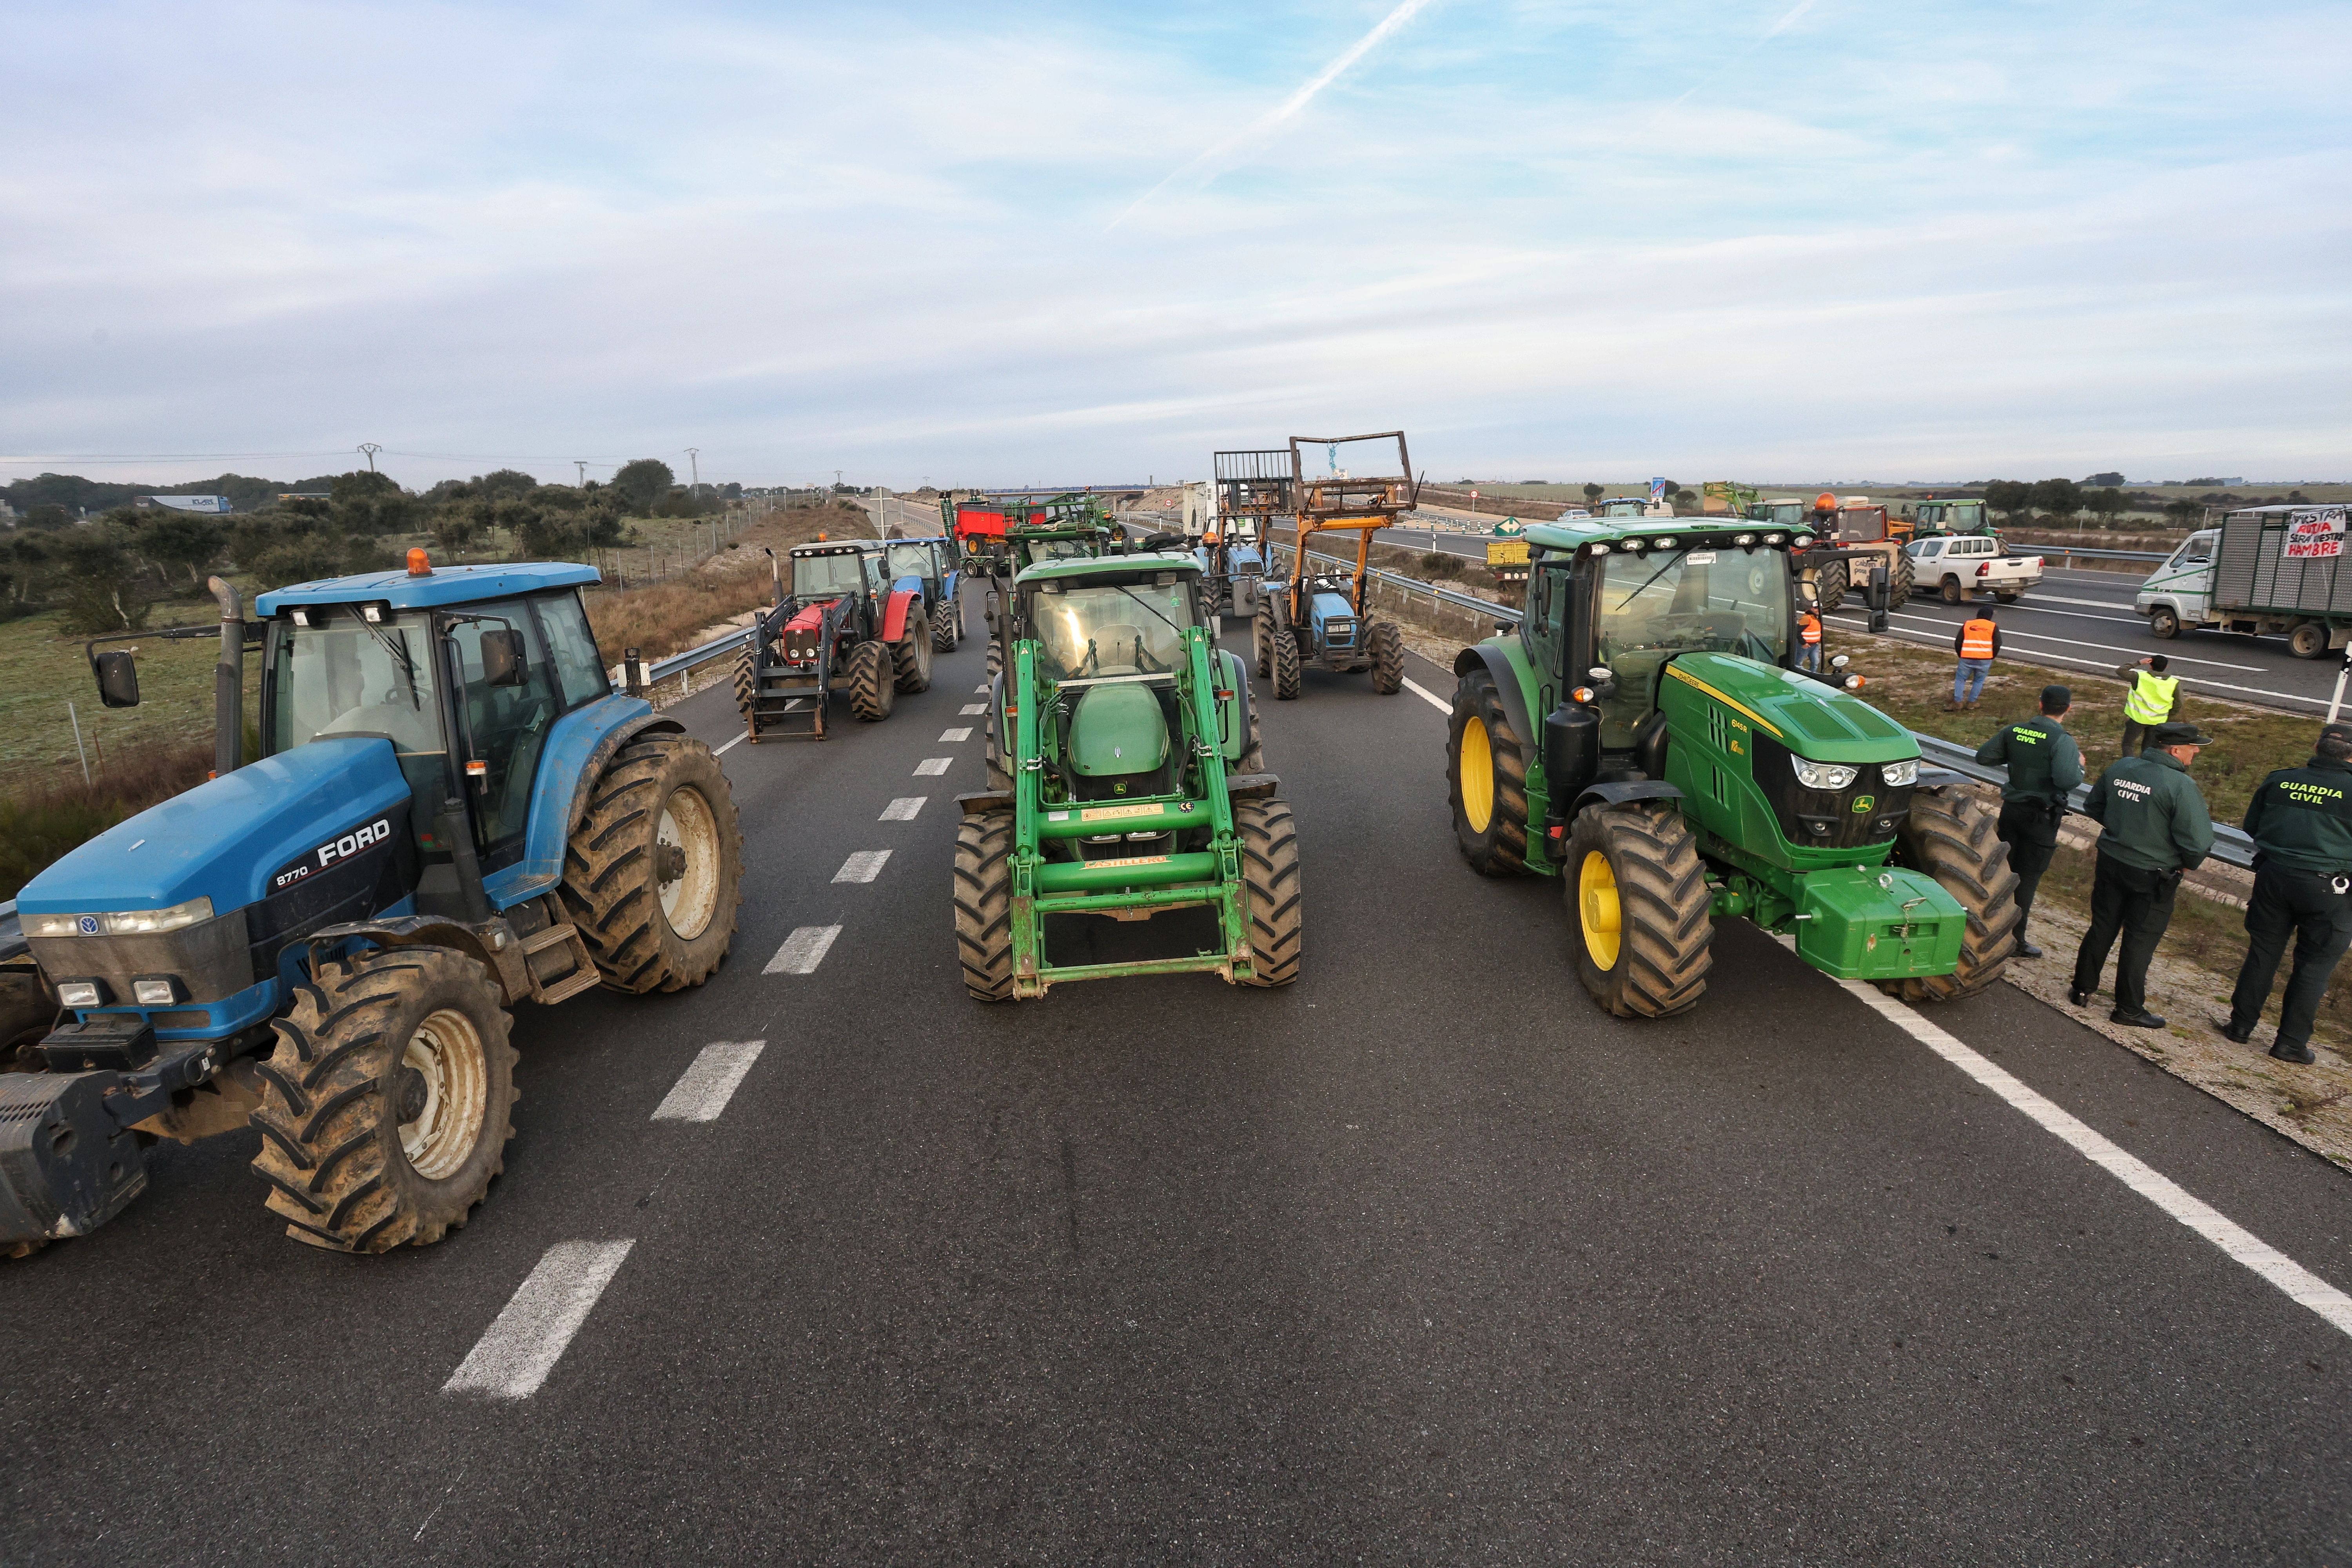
[{"left": 624, "top": 648, "right": 646, "bottom": 697}]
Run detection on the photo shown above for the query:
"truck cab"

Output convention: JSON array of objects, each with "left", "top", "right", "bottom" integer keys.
[{"left": 2135, "top": 529, "right": 2218, "bottom": 640}]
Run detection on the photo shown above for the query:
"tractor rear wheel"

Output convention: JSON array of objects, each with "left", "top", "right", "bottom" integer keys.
[
  {"left": 954, "top": 595, "right": 968, "bottom": 642},
  {"left": 1236, "top": 797, "right": 1302, "bottom": 987},
  {"left": 1369, "top": 621, "right": 1405, "bottom": 694},
  {"left": 1253, "top": 600, "right": 1275, "bottom": 679},
  {"left": 561, "top": 732, "right": 744, "bottom": 993},
  {"left": 847, "top": 639, "right": 896, "bottom": 720},
  {"left": 250, "top": 946, "right": 515, "bottom": 1252},
  {"left": 984, "top": 640, "right": 1003, "bottom": 681},
  {"left": 1888, "top": 553, "right": 1915, "bottom": 609},
  {"left": 732, "top": 645, "right": 759, "bottom": 720},
  {"left": 931, "top": 597, "right": 957, "bottom": 652},
  {"left": 1879, "top": 785, "right": 2019, "bottom": 1003},
  {"left": 1564, "top": 805, "right": 1713, "bottom": 1018},
  {"left": 1814, "top": 560, "right": 1849, "bottom": 612},
  {"left": 953, "top": 812, "right": 1016, "bottom": 1001},
  {"left": 894, "top": 616, "right": 934, "bottom": 693},
  {"left": 1271, "top": 627, "right": 1302, "bottom": 700},
  {"left": 1446, "top": 668, "right": 1529, "bottom": 875}
]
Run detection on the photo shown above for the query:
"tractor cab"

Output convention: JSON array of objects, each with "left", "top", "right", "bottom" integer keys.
[
  {"left": 1906, "top": 498, "right": 1993, "bottom": 539},
  {"left": 1744, "top": 498, "right": 1813, "bottom": 530}
]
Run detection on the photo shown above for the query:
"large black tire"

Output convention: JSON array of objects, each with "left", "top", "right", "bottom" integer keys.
[
  {"left": 1814, "top": 560, "right": 1849, "bottom": 613},
  {"left": 1271, "top": 627, "right": 1302, "bottom": 701},
  {"left": 894, "top": 617, "right": 934, "bottom": 693},
  {"left": 1940, "top": 574, "right": 1964, "bottom": 605},
  {"left": 984, "top": 711, "right": 1013, "bottom": 790},
  {"left": 1563, "top": 805, "right": 1713, "bottom": 1018},
  {"left": 560, "top": 732, "right": 744, "bottom": 993},
  {"left": 732, "top": 645, "right": 758, "bottom": 720},
  {"left": 250, "top": 946, "right": 515, "bottom": 1252},
  {"left": 954, "top": 594, "right": 967, "bottom": 642},
  {"left": 1879, "top": 786, "right": 2020, "bottom": 1003},
  {"left": 1236, "top": 797, "right": 1302, "bottom": 987},
  {"left": 847, "top": 639, "right": 895, "bottom": 720},
  {"left": 953, "top": 812, "right": 1015, "bottom": 1001},
  {"left": 2291, "top": 622, "right": 2330, "bottom": 659},
  {"left": 1446, "top": 668, "right": 1528, "bottom": 875},
  {"left": 984, "top": 640, "right": 1003, "bottom": 682},
  {"left": 0, "top": 967, "right": 52, "bottom": 1074},
  {"left": 931, "top": 597, "right": 957, "bottom": 652},
  {"left": 1888, "top": 553, "right": 1915, "bottom": 609},
  {"left": 1369, "top": 621, "right": 1404, "bottom": 694},
  {"left": 1238, "top": 707, "right": 1265, "bottom": 774},
  {"left": 1254, "top": 600, "right": 1275, "bottom": 679}
]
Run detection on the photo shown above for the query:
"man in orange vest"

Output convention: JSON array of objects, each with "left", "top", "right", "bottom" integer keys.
[
  {"left": 1796, "top": 603, "right": 1823, "bottom": 671},
  {"left": 1949, "top": 604, "right": 2000, "bottom": 711}
]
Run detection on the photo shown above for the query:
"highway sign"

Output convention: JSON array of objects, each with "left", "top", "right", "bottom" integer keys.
[{"left": 1492, "top": 517, "right": 1524, "bottom": 538}]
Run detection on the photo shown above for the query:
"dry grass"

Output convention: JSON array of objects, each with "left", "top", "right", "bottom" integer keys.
[{"left": 0, "top": 738, "right": 216, "bottom": 899}]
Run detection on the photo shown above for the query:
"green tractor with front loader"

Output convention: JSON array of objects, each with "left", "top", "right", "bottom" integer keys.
[
  {"left": 1446, "top": 514, "right": 2016, "bottom": 1017},
  {"left": 953, "top": 550, "right": 1295, "bottom": 1000}
]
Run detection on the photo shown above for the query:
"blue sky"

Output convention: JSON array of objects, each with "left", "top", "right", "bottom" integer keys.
[{"left": 3, "top": 0, "right": 2346, "bottom": 491}]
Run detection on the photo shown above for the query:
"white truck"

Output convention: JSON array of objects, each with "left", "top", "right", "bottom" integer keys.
[
  {"left": 1906, "top": 532, "right": 2045, "bottom": 604},
  {"left": 2135, "top": 506, "right": 2352, "bottom": 657}
]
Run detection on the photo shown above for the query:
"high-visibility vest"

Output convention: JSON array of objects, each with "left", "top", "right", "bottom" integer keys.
[
  {"left": 1960, "top": 618, "right": 1996, "bottom": 659},
  {"left": 2125, "top": 669, "right": 2178, "bottom": 724},
  {"left": 1800, "top": 613, "right": 1821, "bottom": 645}
]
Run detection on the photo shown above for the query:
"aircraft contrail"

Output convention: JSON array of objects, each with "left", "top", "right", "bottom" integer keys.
[
  {"left": 1670, "top": 0, "right": 1822, "bottom": 107},
  {"left": 1107, "top": 0, "right": 1438, "bottom": 231}
]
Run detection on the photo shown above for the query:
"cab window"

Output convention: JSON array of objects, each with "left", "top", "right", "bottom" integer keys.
[
  {"left": 448, "top": 601, "right": 562, "bottom": 871},
  {"left": 532, "top": 591, "right": 610, "bottom": 710}
]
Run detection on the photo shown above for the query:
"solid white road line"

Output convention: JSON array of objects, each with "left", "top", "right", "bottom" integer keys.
[
  {"left": 1402, "top": 677, "right": 1450, "bottom": 714},
  {"left": 960, "top": 703, "right": 987, "bottom": 715},
  {"left": 443, "top": 1240, "right": 635, "bottom": 1399},
  {"left": 880, "top": 796, "right": 926, "bottom": 820},
  {"left": 763, "top": 925, "right": 842, "bottom": 975},
  {"left": 1828, "top": 617, "right": 2325, "bottom": 706},
  {"left": 652, "top": 1040, "right": 766, "bottom": 1122},
  {"left": 2015, "top": 593, "right": 2142, "bottom": 612},
  {"left": 915, "top": 757, "right": 953, "bottom": 775},
  {"left": 940, "top": 727, "right": 973, "bottom": 742},
  {"left": 833, "top": 850, "right": 891, "bottom": 883},
  {"left": 714, "top": 731, "right": 749, "bottom": 757},
  {"left": 1840, "top": 980, "right": 2352, "bottom": 1342}
]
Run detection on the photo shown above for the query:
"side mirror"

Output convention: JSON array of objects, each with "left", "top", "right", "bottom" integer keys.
[
  {"left": 93, "top": 649, "right": 140, "bottom": 708},
  {"left": 480, "top": 628, "right": 528, "bottom": 687},
  {"left": 1831, "top": 654, "right": 1850, "bottom": 670}
]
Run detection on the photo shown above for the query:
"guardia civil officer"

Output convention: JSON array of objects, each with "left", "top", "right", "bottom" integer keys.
[
  {"left": 2223, "top": 723, "right": 2352, "bottom": 1064},
  {"left": 2069, "top": 720, "right": 2215, "bottom": 1027},
  {"left": 1974, "top": 684, "right": 2084, "bottom": 959}
]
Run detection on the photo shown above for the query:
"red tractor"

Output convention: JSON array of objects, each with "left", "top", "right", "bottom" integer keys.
[{"left": 734, "top": 540, "right": 934, "bottom": 740}]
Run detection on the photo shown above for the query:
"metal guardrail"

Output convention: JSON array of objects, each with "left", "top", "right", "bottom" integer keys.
[
  {"left": 2030, "top": 545, "right": 2165, "bottom": 564},
  {"left": 642, "top": 627, "right": 755, "bottom": 687}
]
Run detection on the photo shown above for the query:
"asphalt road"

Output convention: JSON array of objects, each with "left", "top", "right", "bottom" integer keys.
[{"left": 9, "top": 591, "right": 2352, "bottom": 1564}]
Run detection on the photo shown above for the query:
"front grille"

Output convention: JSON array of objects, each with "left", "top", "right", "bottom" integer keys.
[
  {"left": 1323, "top": 617, "right": 1357, "bottom": 650},
  {"left": 1752, "top": 733, "right": 1911, "bottom": 848}
]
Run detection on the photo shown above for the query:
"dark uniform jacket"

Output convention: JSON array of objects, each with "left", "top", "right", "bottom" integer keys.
[
  {"left": 2243, "top": 757, "right": 2352, "bottom": 876},
  {"left": 2084, "top": 750, "right": 2214, "bottom": 872},
  {"left": 1976, "top": 719, "right": 2084, "bottom": 808}
]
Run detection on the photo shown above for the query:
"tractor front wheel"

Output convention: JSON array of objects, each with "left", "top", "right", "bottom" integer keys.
[
  {"left": 1888, "top": 553, "right": 1915, "bottom": 608},
  {"left": 731, "top": 645, "right": 759, "bottom": 721},
  {"left": 984, "top": 640, "right": 1003, "bottom": 682},
  {"left": 894, "top": 613, "right": 935, "bottom": 692},
  {"left": 1253, "top": 600, "right": 1275, "bottom": 679},
  {"left": 1369, "top": 621, "right": 1405, "bottom": 694},
  {"left": 931, "top": 597, "right": 957, "bottom": 652},
  {"left": 848, "top": 639, "right": 896, "bottom": 720},
  {"left": 1236, "top": 797, "right": 1302, "bottom": 987},
  {"left": 1564, "top": 805, "right": 1713, "bottom": 1018},
  {"left": 1879, "top": 785, "right": 2019, "bottom": 1003},
  {"left": 953, "top": 812, "right": 1016, "bottom": 1001},
  {"left": 1446, "top": 669, "right": 1528, "bottom": 875},
  {"left": 562, "top": 732, "right": 744, "bottom": 992},
  {"left": 1271, "top": 627, "right": 1302, "bottom": 700},
  {"left": 250, "top": 946, "right": 515, "bottom": 1252}
]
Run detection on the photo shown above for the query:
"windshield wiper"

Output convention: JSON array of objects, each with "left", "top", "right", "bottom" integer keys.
[
  {"left": 356, "top": 618, "right": 421, "bottom": 710},
  {"left": 1611, "top": 555, "right": 1680, "bottom": 611}
]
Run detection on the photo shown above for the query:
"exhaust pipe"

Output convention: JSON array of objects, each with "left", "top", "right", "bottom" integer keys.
[{"left": 207, "top": 576, "right": 241, "bottom": 774}]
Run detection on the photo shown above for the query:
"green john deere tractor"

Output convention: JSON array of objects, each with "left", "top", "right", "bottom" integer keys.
[
  {"left": 954, "top": 551, "right": 1295, "bottom": 1000},
  {"left": 1446, "top": 515, "right": 2017, "bottom": 1017}
]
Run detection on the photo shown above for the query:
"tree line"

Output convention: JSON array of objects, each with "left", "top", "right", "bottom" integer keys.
[{"left": 1, "top": 457, "right": 739, "bottom": 633}]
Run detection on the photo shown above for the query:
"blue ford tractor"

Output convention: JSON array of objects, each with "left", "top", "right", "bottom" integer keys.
[{"left": 0, "top": 556, "right": 744, "bottom": 1256}]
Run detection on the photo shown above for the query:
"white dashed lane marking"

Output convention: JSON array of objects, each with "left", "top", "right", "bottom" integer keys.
[
  {"left": 1402, "top": 677, "right": 1449, "bottom": 714},
  {"left": 915, "top": 757, "right": 953, "bottom": 775},
  {"left": 763, "top": 925, "right": 842, "bottom": 975},
  {"left": 880, "top": 796, "right": 926, "bottom": 820},
  {"left": 833, "top": 850, "right": 891, "bottom": 883},
  {"left": 444, "top": 1240, "right": 635, "bottom": 1400},
  {"left": 960, "top": 704, "right": 987, "bottom": 715},
  {"left": 940, "top": 727, "right": 973, "bottom": 742},
  {"left": 714, "top": 732, "right": 748, "bottom": 756},
  {"left": 974, "top": 684, "right": 988, "bottom": 693},
  {"left": 652, "top": 1041, "right": 766, "bottom": 1122},
  {"left": 1839, "top": 978, "right": 2352, "bottom": 1341}
]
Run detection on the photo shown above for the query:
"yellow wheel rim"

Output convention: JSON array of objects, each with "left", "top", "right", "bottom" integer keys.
[
  {"left": 1579, "top": 850, "right": 1622, "bottom": 970},
  {"left": 1460, "top": 717, "right": 1494, "bottom": 833}
]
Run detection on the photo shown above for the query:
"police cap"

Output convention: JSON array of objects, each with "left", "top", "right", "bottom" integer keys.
[{"left": 2149, "top": 721, "right": 2211, "bottom": 747}]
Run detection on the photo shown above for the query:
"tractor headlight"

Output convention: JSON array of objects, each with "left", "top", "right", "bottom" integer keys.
[
  {"left": 1881, "top": 759, "right": 1919, "bottom": 787},
  {"left": 102, "top": 897, "right": 214, "bottom": 935},
  {"left": 1792, "top": 757, "right": 1858, "bottom": 791},
  {"left": 56, "top": 981, "right": 105, "bottom": 1008}
]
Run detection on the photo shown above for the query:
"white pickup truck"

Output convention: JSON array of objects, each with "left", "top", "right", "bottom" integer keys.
[{"left": 1906, "top": 533, "right": 2045, "bottom": 604}]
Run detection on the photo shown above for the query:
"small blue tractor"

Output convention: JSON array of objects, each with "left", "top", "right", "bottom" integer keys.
[
  {"left": 0, "top": 554, "right": 744, "bottom": 1256},
  {"left": 733, "top": 538, "right": 934, "bottom": 740},
  {"left": 1251, "top": 431, "right": 1413, "bottom": 700},
  {"left": 882, "top": 533, "right": 967, "bottom": 652}
]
